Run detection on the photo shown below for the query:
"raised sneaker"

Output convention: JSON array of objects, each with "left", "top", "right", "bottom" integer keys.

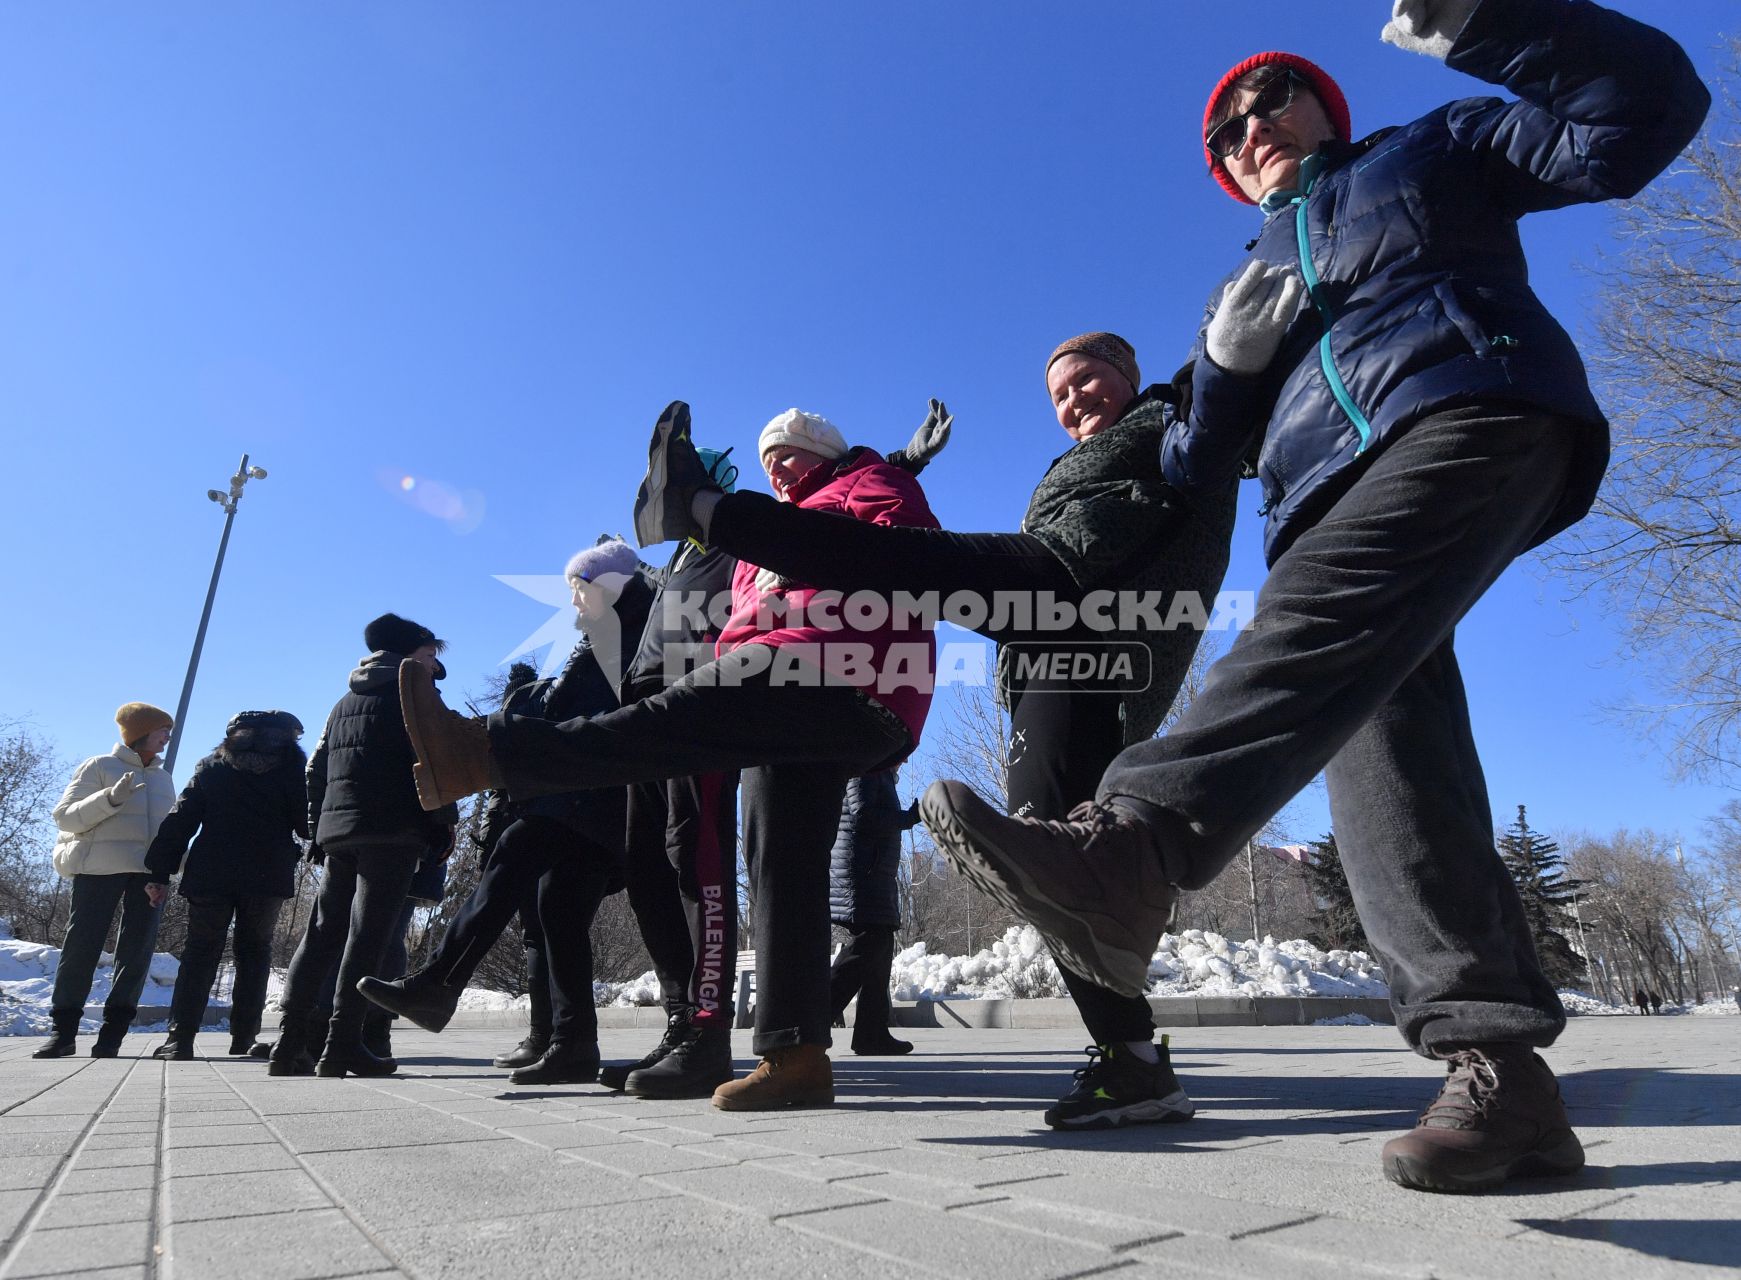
[
  {"left": 1044, "top": 1040, "right": 1196, "bottom": 1130},
  {"left": 625, "top": 1019, "right": 734, "bottom": 1099},
  {"left": 919, "top": 780, "right": 1176, "bottom": 999},
  {"left": 1382, "top": 1043, "right": 1585, "bottom": 1193},
  {"left": 712, "top": 1044, "right": 833, "bottom": 1111},
  {"left": 631, "top": 400, "right": 718, "bottom": 547},
  {"left": 600, "top": 1009, "right": 692, "bottom": 1092},
  {"left": 398, "top": 661, "right": 494, "bottom": 810}
]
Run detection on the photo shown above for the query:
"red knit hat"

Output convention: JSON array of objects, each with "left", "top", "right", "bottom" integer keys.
[{"left": 1202, "top": 52, "right": 1351, "bottom": 205}]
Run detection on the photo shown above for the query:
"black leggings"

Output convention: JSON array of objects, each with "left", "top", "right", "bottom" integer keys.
[{"left": 710, "top": 489, "right": 1156, "bottom": 1047}]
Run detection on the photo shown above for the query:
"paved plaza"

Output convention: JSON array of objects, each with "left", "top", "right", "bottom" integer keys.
[{"left": 0, "top": 1016, "right": 1735, "bottom": 1279}]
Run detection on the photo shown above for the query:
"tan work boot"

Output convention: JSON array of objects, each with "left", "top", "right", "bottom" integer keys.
[
  {"left": 711, "top": 1044, "right": 834, "bottom": 1111},
  {"left": 399, "top": 660, "right": 494, "bottom": 809}
]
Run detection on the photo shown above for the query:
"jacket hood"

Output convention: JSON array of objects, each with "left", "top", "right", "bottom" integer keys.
[
  {"left": 211, "top": 738, "right": 309, "bottom": 776},
  {"left": 783, "top": 445, "right": 883, "bottom": 506},
  {"left": 350, "top": 651, "right": 407, "bottom": 696},
  {"left": 111, "top": 743, "right": 162, "bottom": 770}
]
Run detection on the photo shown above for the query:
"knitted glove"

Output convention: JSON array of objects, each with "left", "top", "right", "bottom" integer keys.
[
  {"left": 1381, "top": 0, "right": 1481, "bottom": 60},
  {"left": 888, "top": 399, "right": 953, "bottom": 474},
  {"left": 1205, "top": 260, "right": 1305, "bottom": 376},
  {"left": 107, "top": 771, "right": 142, "bottom": 805}
]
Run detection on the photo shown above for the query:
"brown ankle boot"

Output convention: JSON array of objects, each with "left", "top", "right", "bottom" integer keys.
[
  {"left": 399, "top": 661, "right": 494, "bottom": 808},
  {"left": 711, "top": 1044, "right": 833, "bottom": 1111}
]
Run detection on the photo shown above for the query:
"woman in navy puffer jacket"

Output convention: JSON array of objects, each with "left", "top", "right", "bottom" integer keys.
[{"left": 921, "top": 0, "right": 1710, "bottom": 1196}]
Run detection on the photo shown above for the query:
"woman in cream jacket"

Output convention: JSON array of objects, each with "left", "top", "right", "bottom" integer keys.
[{"left": 35, "top": 702, "right": 178, "bottom": 1058}]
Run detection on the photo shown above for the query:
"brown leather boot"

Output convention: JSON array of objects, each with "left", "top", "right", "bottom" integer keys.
[
  {"left": 399, "top": 661, "right": 494, "bottom": 809},
  {"left": 919, "top": 780, "right": 1176, "bottom": 999},
  {"left": 1381, "top": 1044, "right": 1585, "bottom": 1193},
  {"left": 711, "top": 1044, "right": 834, "bottom": 1111}
]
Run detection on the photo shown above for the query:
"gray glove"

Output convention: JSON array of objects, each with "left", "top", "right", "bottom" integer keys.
[
  {"left": 1381, "top": 0, "right": 1481, "bottom": 61},
  {"left": 107, "top": 771, "right": 142, "bottom": 805},
  {"left": 907, "top": 399, "right": 952, "bottom": 463},
  {"left": 1205, "top": 260, "right": 1305, "bottom": 376},
  {"left": 754, "top": 565, "right": 796, "bottom": 595}
]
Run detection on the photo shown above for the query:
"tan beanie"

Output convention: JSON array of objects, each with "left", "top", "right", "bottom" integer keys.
[
  {"left": 115, "top": 702, "right": 173, "bottom": 746},
  {"left": 1046, "top": 332, "right": 1142, "bottom": 396}
]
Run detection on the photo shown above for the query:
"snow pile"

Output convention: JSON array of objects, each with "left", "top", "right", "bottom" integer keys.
[
  {"left": 603, "top": 971, "right": 664, "bottom": 1007},
  {"left": 1556, "top": 989, "right": 1630, "bottom": 1016},
  {"left": 1686, "top": 998, "right": 1741, "bottom": 1016},
  {"left": 1314, "top": 1013, "right": 1380, "bottom": 1026},
  {"left": 888, "top": 925, "right": 1388, "bottom": 1001},
  {"left": 1, "top": 919, "right": 181, "bottom": 1036}
]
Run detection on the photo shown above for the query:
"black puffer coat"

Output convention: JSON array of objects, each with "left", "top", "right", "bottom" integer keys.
[
  {"left": 1167, "top": 0, "right": 1709, "bottom": 564},
  {"left": 828, "top": 770, "right": 917, "bottom": 929},
  {"left": 1004, "top": 390, "right": 1239, "bottom": 745},
  {"left": 624, "top": 541, "right": 736, "bottom": 701},
  {"left": 143, "top": 722, "right": 308, "bottom": 899},
  {"left": 307, "top": 652, "right": 457, "bottom": 855}
]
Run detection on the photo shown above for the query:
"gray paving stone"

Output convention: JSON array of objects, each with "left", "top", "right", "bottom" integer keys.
[
  {"left": 164, "top": 1207, "right": 391, "bottom": 1280},
  {"left": 270, "top": 1107, "right": 501, "bottom": 1154},
  {"left": 162, "top": 1122, "right": 282, "bottom": 1149},
  {"left": 567, "top": 1137, "right": 742, "bottom": 1177},
  {"left": 166, "top": 1142, "right": 300, "bottom": 1178},
  {"left": 0, "top": 1114, "right": 87, "bottom": 1133},
  {"left": 34, "top": 1185, "right": 155, "bottom": 1230},
  {"left": 829, "top": 1169, "right": 1018, "bottom": 1210},
  {"left": 302, "top": 1138, "right": 647, "bottom": 1228},
  {"left": 163, "top": 1107, "right": 266, "bottom": 1127},
  {"left": 491, "top": 1120, "right": 641, "bottom": 1151},
  {"left": 58, "top": 1163, "right": 157, "bottom": 1194},
  {"left": 648, "top": 1159, "right": 886, "bottom": 1218},
  {"left": 0, "top": 1156, "right": 61, "bottom": 1192},
  {"left": 5, "top": 1217, "right": 151, "bottom": 1277},
  {"left": 164, "top": 1168, "right": 333, "bottom": 1223},
  {"left": 69, "top": 1144, "right": 157, "bottom": 1170},
  {"left": 0, "top": 1187, "right": 39, "bottom": 1240},
  {"left": 788, "top": 1198, "right": 1115, "bottom": 1279},
  {"left": 985, "top": 1171, "right": 1312, "bottom": 1240},
  {"left": 0, "top": 1132, "right": 78, "bottom": 1161}
]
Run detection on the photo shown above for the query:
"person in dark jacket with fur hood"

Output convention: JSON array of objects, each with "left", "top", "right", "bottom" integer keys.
[
  {"left": 828, "top": 769, "right": 919, "bottom": 1056},
  {"left": 918, "top": 0, "right": 1710, "bottom": 1194},
  {"left": 142, "top": 711, "right": 308, "bottom": 1059},
  {"left": 361, "top": 542, "right": 654, "bottom": 1085},
  {"left": 270, "top": 613, "right": 458, "bottom": 1079}
]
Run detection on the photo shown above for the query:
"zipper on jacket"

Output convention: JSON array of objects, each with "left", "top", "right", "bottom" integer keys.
[{"left": 1290, "top": 157, "right": 1372, "bottom": 454}]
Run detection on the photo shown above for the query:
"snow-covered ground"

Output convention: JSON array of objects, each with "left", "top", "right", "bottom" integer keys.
[{"left": 6, "top": 917, "right": 1683, "bottom": 1034}]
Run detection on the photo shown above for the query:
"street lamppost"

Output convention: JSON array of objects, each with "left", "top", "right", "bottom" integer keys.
[{"left": 164, "top": 453, "right": 268, "bottom": 776}]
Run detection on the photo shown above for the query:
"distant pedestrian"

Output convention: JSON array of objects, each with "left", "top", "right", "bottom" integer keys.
[
  {"left": 1634, "top": 988, "right": 1650, "bottom": 1015},
  {"left": 143, "top": 711, "right": 309, "bottom": 1060},
  {"left": 828, "top": 770, "right": 919, "bottom": 1056},
  {"left": 35, "top": 703, "right": 177, "bottom": 1058},
  {"left": 1648, "top": 990, "right": 1663, "bottom": 1015},
  {"left": 270, "top": 614, "right": 457, "bottom": 1079}
]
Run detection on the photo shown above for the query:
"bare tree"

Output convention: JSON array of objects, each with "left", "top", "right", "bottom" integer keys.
[
  {"left": 1546, "top": 44, "right": 1741, "bottom": 779},
  {"left": 0, "top": 719, "right": 68, "bottom": 943}
]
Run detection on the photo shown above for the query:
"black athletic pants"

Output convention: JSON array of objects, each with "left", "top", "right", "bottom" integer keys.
[
  {"left": 168, "top": 894, "right": 283, "bottom": 1043},
  {"left": 491, "top": 647, "right": 909, "bottom": 1054}
]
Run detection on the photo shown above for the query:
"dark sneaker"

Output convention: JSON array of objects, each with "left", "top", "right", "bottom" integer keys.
[
  {"left": 850, "top": 1031, "right": 914, "bottom": 1056},
  {"left": 229, "top": 1035, "right": 262, "bottom": 1057},
  {"left": 151, "top": 1038, "right": 196, "bottom": 1062},
  {"left": 494, "top": 1034, "right": 551, "bottom": 1070},
  {"left": 600, "top": 1009, "right": 692, "bottom": 1091},
  {"left": 1381, "top": 1044, "right": 1585, "bottom": 1194},
  {"left": 919, "top": 780, "right": 1175, "bottom": 999},
  {"left": 1045, "top": 1041, "right": 1196, "bottom": 1130},
  {"left": 358, "top": 970, "right": 462, "bottom": 1034},
  {"left": 626, "top": 1020, "right": 734, "bottom": 1099},
  {"left": 509, "top": 1041, "right": 600, "bottom": 1087},
  {"left": 632, "top": 400, "right": 718, "bottom": 547}
]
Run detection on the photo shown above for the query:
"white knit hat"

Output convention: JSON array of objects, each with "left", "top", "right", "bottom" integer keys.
[{"left": 758, "top": 408, "right": 848, "bottom": 463}]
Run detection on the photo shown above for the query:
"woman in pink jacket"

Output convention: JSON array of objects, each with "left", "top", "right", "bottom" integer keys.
[{"left": 399, "top": 404, "right": 939, "bottom": 1111}]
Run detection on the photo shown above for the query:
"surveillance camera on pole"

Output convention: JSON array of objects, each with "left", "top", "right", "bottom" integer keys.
[{"left": 166, "top": 454, "right": 268, "bottom": 775}]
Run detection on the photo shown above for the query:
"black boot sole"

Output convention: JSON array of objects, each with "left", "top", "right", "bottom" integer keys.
[
  {"left": 356, "top": 977, "right": 455, "bottom": 1034},
  {"left": 1383, "top": 1130, "right": 1586, "bottom": 1193}
]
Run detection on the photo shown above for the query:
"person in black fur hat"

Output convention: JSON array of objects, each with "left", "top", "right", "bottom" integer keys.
[
  {"left": 144, "top": 711, "right": 309, "bottom": 1058},
  {"left": 268, "top": 615, "right": 457, "bottom": 1079}
]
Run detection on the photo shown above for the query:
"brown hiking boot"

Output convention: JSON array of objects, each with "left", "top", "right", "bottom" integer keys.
[
  {"left": 399, "top": 660, "right": 493, "bottom": 809},
  {"left": 919, "top": 780, "right": 1175, "bottom": 999},
  {"left": 711, "top": 1044, "right": 834, "bottom": 1111},
  {"left": 1381, "top": 1044, "right": 1585, "bottom": 1194}
]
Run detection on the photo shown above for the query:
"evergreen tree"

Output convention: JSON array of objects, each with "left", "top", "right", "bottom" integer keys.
[
  {"left": 1304, "top": 832, "right": 1369, "bottom": 954},
  {"left": 1497, "top": 804, "right": 1587, "bottom": 987}
]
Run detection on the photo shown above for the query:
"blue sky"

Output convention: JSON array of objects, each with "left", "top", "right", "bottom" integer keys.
[{"left": 1, "top": 2, "right": 1734, "bottom": 852}]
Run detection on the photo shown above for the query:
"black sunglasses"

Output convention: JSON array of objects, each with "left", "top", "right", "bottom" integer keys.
[{"left": 1206, "top": 71, "right": 1301, "bottom": 160}]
